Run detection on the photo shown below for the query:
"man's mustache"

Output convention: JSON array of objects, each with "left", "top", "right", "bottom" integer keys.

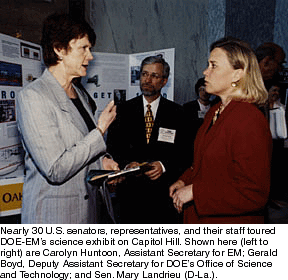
[{"left": 141, "top": 83, "right": 154, "bottom": 88}]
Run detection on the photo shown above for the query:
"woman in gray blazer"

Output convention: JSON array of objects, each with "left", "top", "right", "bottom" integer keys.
[{"left": 16, "top": 14, "right": 118, "bottom": 223}]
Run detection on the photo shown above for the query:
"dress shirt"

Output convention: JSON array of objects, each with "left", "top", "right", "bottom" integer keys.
[
  {"left": 143, "top": 95, "right": 161, "bottom": 117},
  {"left": 198, "top": 99, "right": 210, "bottom": 114},
  {"left": 269, "top": 101, "right": 287, "bottom": 139}
]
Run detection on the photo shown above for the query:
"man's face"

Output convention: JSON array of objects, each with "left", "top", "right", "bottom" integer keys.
[
  {"left": 198, "top": 86, "right": 211, "bottom": 102},
  {"left": 268, "top": 85, "right": 281, "bottom": 103},
  {"left": 140, "top": 63, "right": 168, "bottom": 97},
  {"left": 259, "top": 50, "right": 285, "bottom": 81}
]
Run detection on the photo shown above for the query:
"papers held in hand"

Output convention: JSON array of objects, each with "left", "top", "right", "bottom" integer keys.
[{"left": 87, "top": 162, "right": 152, "bottom": 184}]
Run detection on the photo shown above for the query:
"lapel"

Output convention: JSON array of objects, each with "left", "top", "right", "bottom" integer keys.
[
  {"left": 153, "top": 95, "right": 165, "bottom": 128},
  {"left": 193, "top": 101, "right": 237, "bottom": 169},
  {"left": 74, "top": 85, "right": 97, "bottom": 127},
  {"left": 193, "top": 100, "right": 201, "bottom": 111},
  {"left": 129, "top": 95, "right": 146, "bottom": 143},
  {"left": 42, "top": 69, "right": 91, "bottom": 136}
]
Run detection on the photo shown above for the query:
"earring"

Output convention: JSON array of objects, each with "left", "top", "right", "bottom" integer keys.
[
  {"left": 59, "top": 56, "right": 63, "bottom": 61},
  {"left": 231, "top": 82, "right": 237, "bottom": 87}
]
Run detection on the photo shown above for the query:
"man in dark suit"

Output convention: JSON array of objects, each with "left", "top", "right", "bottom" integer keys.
[
  {"left": 107, "top": 55, "right": 189, "bottom": 224},
  {"left": 183, "top": 78, "right": 213, "bottom": 164}
]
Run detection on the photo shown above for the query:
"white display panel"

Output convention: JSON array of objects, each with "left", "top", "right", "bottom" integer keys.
[{"left": 0, "top": 33, "right": 43, "bottom": 178}]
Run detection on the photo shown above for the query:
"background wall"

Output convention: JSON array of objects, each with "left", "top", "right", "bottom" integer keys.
[
  {"left": 89, "top": 0, "right": 288, "bottom": 104},
  {"left": 0, "top": 0, "right": 287, "bottom": 104},
  {"left": 225, "top": 0, "right": 276, "bottom": 50},
  {"left": 0, "top": 0, "right": 69, "bottom": 45},
  {"left": 274, "top": 0, "right": 288, "bottom": 65}
]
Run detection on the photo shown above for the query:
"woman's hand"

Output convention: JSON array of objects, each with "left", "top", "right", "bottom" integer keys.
[
  {"left": 102, "top": 157, "right": 119, "bottom": 171},
  {"left": 169, "top": 180, "right": 185, "bottom": 197},
  {"left": 102, "top": 157, "right": 123, "bottom": 187},
  {"left": 170, "top": 181, "right": 193, "bottom": 213},
  {"left": 97, "top": 100, "right": 117, "bottom": 134}
]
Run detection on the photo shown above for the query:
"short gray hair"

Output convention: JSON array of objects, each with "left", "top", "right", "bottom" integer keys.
[{"left": 140, "top": 55, "right": 170, "bottom": 79}]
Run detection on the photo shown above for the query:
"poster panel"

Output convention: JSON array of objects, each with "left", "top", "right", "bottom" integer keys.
[
  {"left": 0, "top": 33, "right": 43, "bottom": 216},
  {"left": 0, "top": 33, "right": 43, "bottom": 178},
  {"left": 82, "top": 52, "right": 129, "bottom": 120}
]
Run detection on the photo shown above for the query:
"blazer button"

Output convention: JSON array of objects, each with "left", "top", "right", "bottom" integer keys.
[{"left": 84, "top": 195, "right": 89, "bottom": 200}]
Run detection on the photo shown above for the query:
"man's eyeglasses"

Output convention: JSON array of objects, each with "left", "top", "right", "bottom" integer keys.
[{"left": 141, "top": 71, "right": 163, "bottom": 80}]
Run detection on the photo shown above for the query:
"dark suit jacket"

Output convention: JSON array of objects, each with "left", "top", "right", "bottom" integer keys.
[
  {"left": 107, "top": 95, "right": 189, "bottom": 223},
  {"left": 183, "top": 100, "right": 202, "bottom": 125},
  {"left": 183, "top": 100, "right": 204, "bottom": 164},
  {"left": 179, "top": 101, "right": 272, "bottom": 224}
]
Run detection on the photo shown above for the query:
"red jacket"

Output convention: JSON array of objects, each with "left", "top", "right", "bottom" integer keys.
[{"left": 180, "top": 101, "right": 272, "bottom": 224}]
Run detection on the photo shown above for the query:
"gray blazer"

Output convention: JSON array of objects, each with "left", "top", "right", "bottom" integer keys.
[{"left": 16, "top": 69, "right": 106, "bottom": 223}]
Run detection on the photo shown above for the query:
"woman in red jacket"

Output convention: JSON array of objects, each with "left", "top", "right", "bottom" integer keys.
[{"left": 170, "top": 37, "right": 272, "bottom": 224}]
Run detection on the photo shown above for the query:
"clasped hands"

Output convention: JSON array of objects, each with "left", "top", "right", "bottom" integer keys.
[{"left": 169, "top": 180, "right": 193, "bottom": 213}]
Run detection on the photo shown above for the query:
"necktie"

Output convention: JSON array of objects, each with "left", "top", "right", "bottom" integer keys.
[{"left": 145, "top": 104, "right": 154, "bottom": 143}]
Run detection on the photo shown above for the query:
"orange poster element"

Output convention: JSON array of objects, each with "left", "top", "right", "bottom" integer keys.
[{"left": 0, "top": 177, "right": 23, "bottom": 216}]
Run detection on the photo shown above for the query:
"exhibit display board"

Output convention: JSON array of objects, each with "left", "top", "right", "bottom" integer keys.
[
  {"left": 0, "top": 38, "right": 173, "bottom": 217},
  {"left": 0, "top": 33, "right": 43, "bottom": 216},
  {"left": 82, "top": 48, "right": 175, "bottom": 119}
]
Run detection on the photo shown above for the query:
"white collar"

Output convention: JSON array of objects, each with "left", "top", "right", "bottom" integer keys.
[
  {"left": 197, "top": 99, "right": 210, "bottom": 111},
  {"left": 143, "top": 95, "right": 161, "bottom": 118},
  {"left": 272, "top": 100, "right": 285, "bottom": 109}
]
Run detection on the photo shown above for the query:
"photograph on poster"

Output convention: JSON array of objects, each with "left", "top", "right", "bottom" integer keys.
[
  {"left": 130, "top": 66, "right": 140, "bottom": 86},
  {"left": 0, "top": 61, "right": 22, "bottom": 87},
  {"left": 20, "top": 42, "right": 41, "bottom": 61},
  {"left": 114, "top": 89, "right": 126, "bottom": 105},
  {"left": 0, "top": 100, "right": 16, "bottom": 122},
  {"left": 0, "top": 144, "right": 23, "bottom": 176}
]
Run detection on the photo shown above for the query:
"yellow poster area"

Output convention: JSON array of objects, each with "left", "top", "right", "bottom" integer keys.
[{"left": 0, "top": 177, "right": 23, "bottom": 217}]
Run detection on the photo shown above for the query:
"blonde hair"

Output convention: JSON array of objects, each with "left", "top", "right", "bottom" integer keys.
[{"left": 211, "top": 37, "right": 268, "bottom": 104}]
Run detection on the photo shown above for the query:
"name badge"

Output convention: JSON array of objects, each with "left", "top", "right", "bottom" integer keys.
[{"left": 158, "top": 127, "right": 176, "bottom": 143}]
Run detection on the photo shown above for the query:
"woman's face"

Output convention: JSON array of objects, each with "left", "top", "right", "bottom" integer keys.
[
  {"left": 61, "top": 35, "right": 93, "bottom": 79},
  {"left": 203, "top": 47, "right": 239, "bottom": 98}
]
